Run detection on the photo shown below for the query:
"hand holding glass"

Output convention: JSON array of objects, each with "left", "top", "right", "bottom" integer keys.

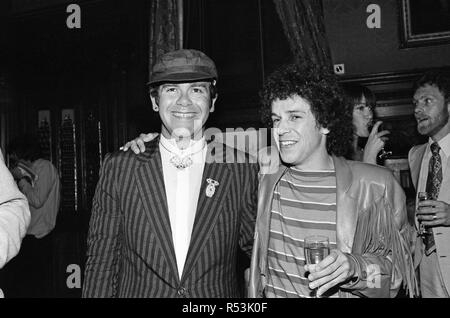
[
  {"left": 417, "top": 191, "right": 433, "bottom": 236},
  {"left": 376, "top": 123, "right": 392, "bottom": 160},
  {"left": 304, "top": 235, "right": 330, "bottom": 297}
]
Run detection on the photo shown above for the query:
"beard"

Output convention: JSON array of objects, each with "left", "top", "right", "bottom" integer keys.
[{"left": 418, "top": 110, "right": 449, "bottom": 137}]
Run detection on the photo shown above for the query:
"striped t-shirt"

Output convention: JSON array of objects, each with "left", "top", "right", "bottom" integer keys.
[{"left": 265, "top": 167, "right": 338, "bottom": 298}]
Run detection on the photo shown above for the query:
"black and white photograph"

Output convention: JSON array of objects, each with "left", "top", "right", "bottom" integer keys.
[{"left": 1, "top": 0, "right": 450, "bottom": 306}]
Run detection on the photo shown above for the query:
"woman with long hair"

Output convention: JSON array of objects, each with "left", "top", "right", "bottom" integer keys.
[{"left": 343, "top": 84, "right": 390, "bottom": 164}]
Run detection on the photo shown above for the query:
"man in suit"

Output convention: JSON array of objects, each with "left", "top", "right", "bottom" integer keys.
[
  {"left": 0, "top": 148, "right": 30, "bottom": 297},
  {"left": 82, "top": 49, "right": 258, "bottom": 297},
  {"left": 409, "top": 71, "right": 450, "bottom": 297}
]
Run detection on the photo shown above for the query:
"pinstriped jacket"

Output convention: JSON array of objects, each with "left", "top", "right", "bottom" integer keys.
[{"left": 82, "top": 138, "right": 258, "bottom": 298}]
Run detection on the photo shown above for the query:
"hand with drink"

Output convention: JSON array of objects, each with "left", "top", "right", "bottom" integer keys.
[
  {"left": 363, "top": 121, "right": 391, "bottom": 164},
  {"left": 417, "top": 192, "right": 450, "bottom": 228},
  {"left": 304, "top": 235, "right": 358, "bottom": 297}
]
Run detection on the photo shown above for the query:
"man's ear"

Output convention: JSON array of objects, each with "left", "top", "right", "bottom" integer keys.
[
  {"left": 210, "top": 95, "right": 218, "bottom": 113},
  {"left": 150, "top": 95, "right": 159, "bottom": 112}
]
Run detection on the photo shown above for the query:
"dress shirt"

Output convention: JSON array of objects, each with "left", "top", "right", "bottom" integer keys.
[
  {"left": 418, "top": 133, "right": 450, "bottom": 194},
  {"left": 417, "top": 132, "right": 450, "bottom": 297},
  {"left": 159, "top": 135, "right": 207, "bottom": 279}
]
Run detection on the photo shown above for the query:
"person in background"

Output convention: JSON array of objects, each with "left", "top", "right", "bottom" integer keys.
[
  {"left": 343, "top": 84, "right": 390, "bottom": 164},
  {"left": 409, "top": 71, "right": 450, "bottom": 298},
  {"left": 1, "top": 135, "right": 60, "bottom": 297},
  {"left": 83, "top": 49, "right": 258, "bottom": 297},
  {"left": 0, "top": 148, "right": 30, "bottom": 298},
  {"left": 247, "top": 62, "right": 418, "bottom": 298}
]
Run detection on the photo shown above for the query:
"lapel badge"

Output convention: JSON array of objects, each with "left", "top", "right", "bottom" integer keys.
[{"left": 205, "top": 178, "right": 219, "bottom": 198}]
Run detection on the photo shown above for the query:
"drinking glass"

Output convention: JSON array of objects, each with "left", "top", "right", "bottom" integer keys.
[
  {"left": 417, "top": 191, "right": 433, "bottom": 236},
  {"left": 377, "top": 123, "right": 392, "bottom": 160},
  {"left": 378, "top": 147, "right": 393, "bottom": 160},
  {"left": 304, "top": 235, "right": 330, "bottom": 297}
]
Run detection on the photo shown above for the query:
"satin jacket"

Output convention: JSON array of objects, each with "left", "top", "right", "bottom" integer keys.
[{"left": 248, "top": 156, "right": 418, "bottom": 298}]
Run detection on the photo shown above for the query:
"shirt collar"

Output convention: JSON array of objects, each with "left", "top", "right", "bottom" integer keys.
[
  {"left": 428, "top": 132, "right": 450, "bottom": 158},
  {"left": 160, "top": 134, "right": 206, "bottom": 156}
]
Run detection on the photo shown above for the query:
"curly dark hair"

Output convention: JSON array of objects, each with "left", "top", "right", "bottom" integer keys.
[
  {"left": 413, "top": 70, "right": 450, "bottom": 103},
  {"left": 260, "top": 63, "right": 353, "bottom": 157}
]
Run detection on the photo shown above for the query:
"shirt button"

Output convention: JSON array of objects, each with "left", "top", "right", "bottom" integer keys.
[{"left": 177, "top": 287, "right": 187, "bottom": 296}]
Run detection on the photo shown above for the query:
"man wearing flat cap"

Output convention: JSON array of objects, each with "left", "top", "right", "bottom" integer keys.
[{"left": 82, "top": 49, "right": 258, "bottom": 298}]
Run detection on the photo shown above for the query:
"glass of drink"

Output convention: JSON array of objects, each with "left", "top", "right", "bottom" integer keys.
[
  {"left": 417, "top": 191, "right": 432, "bottom": 236},
  {"left": 377, "top": 123, "right": 392, "bottom": 160},
  {"left": 304, "top": 235, "right": 330, "bottom": 297}
]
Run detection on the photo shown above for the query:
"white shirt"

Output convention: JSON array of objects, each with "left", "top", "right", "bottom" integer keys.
[
  {"left": 417, "top": 133, "right": 450, "bottom": 193},
  {"left": 159, "top": 135, "right": 207, "bottom": 279}
]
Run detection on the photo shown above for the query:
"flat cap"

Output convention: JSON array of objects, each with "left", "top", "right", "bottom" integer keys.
[{"left": 148, "top": 49, "right": 218, "bottom": 85}]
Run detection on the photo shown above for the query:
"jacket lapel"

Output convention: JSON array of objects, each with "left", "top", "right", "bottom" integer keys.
[
  {"left": 134, "top": 138, "right": 179, "bottom": 282},
  {"left": 408, "top": 144, "right": 427, "bottom": 190},
  {"left": 257, "top": 165, "right": 287, "bottom": 275},
  {"left": 409, "top": 144, "right": 427, "bottom": 246},
  {"left": 333, "top": 156, "right": 357, "bottom": 254},
  {"left": 181, "top": 142, "right": 232, "bottom": 281}
]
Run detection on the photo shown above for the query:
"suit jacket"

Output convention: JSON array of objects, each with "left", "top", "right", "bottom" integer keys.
[
  {"left": 249, "top": 156, "right": 418, "bottom": 298},
  {"left": 82, "top": 138, "right": 258, "bottom": 298},
  {"left": 409, "top": 143, "right": 450, "bottom": 292}
]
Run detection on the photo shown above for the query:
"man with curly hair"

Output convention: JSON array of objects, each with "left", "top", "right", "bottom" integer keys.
[{"left": 248, "top": 63, "right": 418, "bottom": 298}]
